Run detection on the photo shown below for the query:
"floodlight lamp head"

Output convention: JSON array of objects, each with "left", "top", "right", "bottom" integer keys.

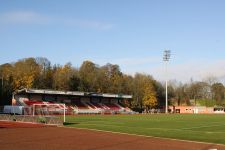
[{"left": 163, "top": 50, "right": 171, "bottom": 61}]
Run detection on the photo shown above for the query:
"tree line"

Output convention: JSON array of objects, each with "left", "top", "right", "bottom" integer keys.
[{"left": 0, "top": 57, "right": 224, "bottom": 110}]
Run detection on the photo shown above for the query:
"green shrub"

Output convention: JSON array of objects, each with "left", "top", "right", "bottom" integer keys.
[
  {"left": 196, "top": 99, "right": 216, "bottom": 107},
  {"left": 37, "top": 116, "right": 47, "bottom": 123}
]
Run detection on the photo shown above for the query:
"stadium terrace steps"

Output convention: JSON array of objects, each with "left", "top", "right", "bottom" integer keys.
[
  {"left": 14, "top": 98, "right": 132, "bottom": 115},
  {"left": 90, "top": 102, "right": 104, "bottom": 109},
  {"left": 85, "top": 102, "right": 97, "bottom": 109},
  {"left": 104, "top": 103, "right": 121, "bottom": 110},
  {"left": 24, "top": 100, "right": 45, "bottom": 106},
  {"left": 73, "top": 101, "right": 89, "bottom": 109}
]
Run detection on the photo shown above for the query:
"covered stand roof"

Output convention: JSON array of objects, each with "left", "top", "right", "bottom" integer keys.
[{"left": 15, "top": 88, "right": 132, "bottom": 99}]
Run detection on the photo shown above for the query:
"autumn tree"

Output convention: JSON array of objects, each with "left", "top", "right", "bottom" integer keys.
[
  {"left": 53, "top": 63, "right": 74, "bottom": 90},
  {"left": 187, "top": 81, "right": 210, "bottom": 105},
  {"left": 142, "top": 79, "right": 157, "bottom": 111},
  {"left": 92, "top": 67, "right": 110, "bottom": 93},
  {"left": 211, "top": 83, "right": 225, "bottom": 105},
  {"left": 33, "top": 57, "right": 53, "bottom": 89},
  {"left": 68, "top": 68, "right": 80, "bottom": 91},
  {"left": 132, "top": 73, "right": 158, "bottom": 111},
  {"left": 79, "top": 60, "right": 98, "bottom": 92},
  {"left": 3, "top": 56, "right": 225, "bottom": 108},
  {"left": 152, "top": 81, "right": 165, "bottom": 107},
  {"left": 120, "top": 74, "right": 133, "bottom": 94},
  {"left": 12, "top": 58, "right": 40, "bottom": 90},
  {"left": 0, "top": 63, "right": 14, "bottom": 105},
  {"left": 173, "top": 83, "right": 189, "bottom": 106},
  {"left": 132, "top": 73, "right": 145, "bottom": 108},
  {"left": 101, "top": 63, "right": 123, "bottom": 93}
]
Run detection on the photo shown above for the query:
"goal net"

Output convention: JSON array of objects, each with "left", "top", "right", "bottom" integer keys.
[{"left": 32, "top": 104, "right": 66, "bottom": 123}]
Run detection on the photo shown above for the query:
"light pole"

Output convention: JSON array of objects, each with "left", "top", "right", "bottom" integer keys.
[{"left": 163, "top": 50, "right": 171, "bottom": 114}]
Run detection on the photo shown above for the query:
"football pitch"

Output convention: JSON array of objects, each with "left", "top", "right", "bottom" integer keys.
[{"left": 64, "top": 114, "right": 225, "bottom": 145}]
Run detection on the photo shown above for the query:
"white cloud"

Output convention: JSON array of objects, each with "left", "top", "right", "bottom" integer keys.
[
  {"left": 94, "top": 57, "right": 225, "bottom": 83},
  {"left": 0, "top": 11, "right": 49, "bottom": 24},
  {"left": 0, "top": 11, "right": 114, "bottom": 30},
  {"left": 111, "top": 57, "right": 160, "bottom": 65},
  {"left": 88, "top": 56, "right": 160, "bottom": 68},
  {"left": 151, "top": 59, "right": 225, "bottom": 83}
]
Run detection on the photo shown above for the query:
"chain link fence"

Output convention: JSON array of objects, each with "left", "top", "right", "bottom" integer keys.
[{"left": 0, "top": 114, "right": 63, "bottom": 125}]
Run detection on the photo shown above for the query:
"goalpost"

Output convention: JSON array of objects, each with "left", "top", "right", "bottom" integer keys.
[{"left": 32, "top": 103, "right": 66, "bottom": 123}]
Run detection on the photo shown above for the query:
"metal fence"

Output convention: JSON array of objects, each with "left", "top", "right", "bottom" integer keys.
[{"left": 0, "top": 114, "right": 63, "bottom": 125}]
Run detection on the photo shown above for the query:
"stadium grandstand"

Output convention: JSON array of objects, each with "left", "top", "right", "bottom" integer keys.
[{"left": 9, "top": 88, "right": 134, "bottom": 115}]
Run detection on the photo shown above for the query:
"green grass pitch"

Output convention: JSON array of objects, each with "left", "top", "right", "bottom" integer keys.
[{"left": 64, "top": 114, "right": 225, "bottom": 145}]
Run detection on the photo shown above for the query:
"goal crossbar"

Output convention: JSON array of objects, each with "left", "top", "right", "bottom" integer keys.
[{"left": 32, "top": 103, "right": 66, "bottom": 123}]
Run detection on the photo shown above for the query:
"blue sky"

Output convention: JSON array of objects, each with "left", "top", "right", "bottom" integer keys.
[{"left": 1, "top": 0, "right": 225, "bottom": 83}]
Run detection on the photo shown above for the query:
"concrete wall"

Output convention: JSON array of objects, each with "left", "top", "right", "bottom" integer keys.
[{"left": 169, "top": 106, "right": 224, "bottom": 114}]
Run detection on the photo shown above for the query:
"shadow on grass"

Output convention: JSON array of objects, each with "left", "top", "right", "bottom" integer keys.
[{"left": 63, "top": 122, "right": 79, "bottom": 126}]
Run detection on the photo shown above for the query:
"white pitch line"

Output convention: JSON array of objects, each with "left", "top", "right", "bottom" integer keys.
[
  {"left": 181, "top": 124, "right": 225, "bottom": 130},
  {"left": 76, "top": 122, "right": 225, "bottom": 134}
]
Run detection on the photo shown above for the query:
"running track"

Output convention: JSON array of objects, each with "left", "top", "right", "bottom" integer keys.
[{"left": 0, "top": 121, "right": 224, "bottom": 150}]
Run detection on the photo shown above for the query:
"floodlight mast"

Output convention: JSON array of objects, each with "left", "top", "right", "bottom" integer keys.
[
  {"left": 1, "top": 76, "right": 3, "bottom": 99},
  {"left": 163, "top": 50, "right": 171, "bottom": 114}
]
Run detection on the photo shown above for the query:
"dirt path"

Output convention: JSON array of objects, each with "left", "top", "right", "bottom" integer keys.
[{"left": 0, "top": 121, "right": 224, "bottom": 150}]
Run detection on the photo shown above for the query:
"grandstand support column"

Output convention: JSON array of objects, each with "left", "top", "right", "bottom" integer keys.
[
  {"left": 12, "top": 94, "right": 15, "bottom": 116},
  {"left": 163, "top": 50, "right": 171, "bottom": 114},
  {"left": 33, "top": 105, "right": 35, "bottom": 116},
  {"left": 63, "top": 104, "right": 66, "bottom": 123}
]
